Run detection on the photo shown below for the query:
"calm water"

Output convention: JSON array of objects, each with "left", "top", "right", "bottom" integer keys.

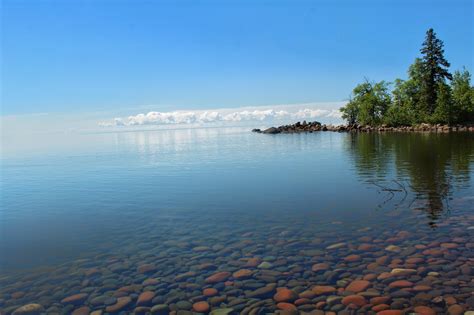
[{"left": 1, "top": 128, "right": 473, "bottom": 314}]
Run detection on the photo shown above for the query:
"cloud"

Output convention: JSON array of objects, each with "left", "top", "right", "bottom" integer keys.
[{"left": 98, "top": 103, "right": 344, "bottom": 127}]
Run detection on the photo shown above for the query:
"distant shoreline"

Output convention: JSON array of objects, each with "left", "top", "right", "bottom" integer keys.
[{"left": 252, "top": 121, "right": 474, "bottom": 134}]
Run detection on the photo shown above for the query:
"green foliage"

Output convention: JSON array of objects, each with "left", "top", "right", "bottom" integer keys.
[
  {"left": 431, "top": 82, "right": 454, "bottom": 124},
  {"left": 340, "top": 97, "right": 359, "bottom": 125},
  {"left": 340, "top": 28, "right": 473, "bottom": 127},
  {"left": 355, "top": 81, "right": 391, "bottom": 125},
  {"left": 420, "top": 28, "right": 452, "bottom": 114},
  {"left": 451, "top": 68, "right": 474, "bottom": 123}
]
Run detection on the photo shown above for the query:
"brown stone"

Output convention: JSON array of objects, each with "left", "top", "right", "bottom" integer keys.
[
  {"left": 346, "top": 280, "right": 370, "bottom": 293},
  {"left": 61, "top": 293, "right": 88, "bottom": 305},
  {"left": 388, "top": 280, "right": 413, "bottom": 288},
  {"left": 105, "top": 297, "right": 132, "bottom": 313},
  {"left": 341, "top": 295, "right": 367, "bottom": 307},
  {"left": 370, "top": 296, "right": 390, "bottom": 305},
  {"left": 376, "top": 311, "right": 403, "bottom": 315},
  {"left": 344, "top": 254, "right": 361, "bottom": 262},
  {"left": 72, "top": 307, "right": 91, "bottom": 315},
  {"left": 447, "top": 304, "right": 464, "bottom": 315},
  {"left": 205, "top": 271, "right": 231, "bottom": 283},
  {"left": 192, "top": 301, "right": 210, "bottom": 313},
  {"left": 137, "top": 264, "right": 156, "bottom": 274},
  {"left": 311, "top": 285, "right": 336, "bottom": 295},
  {"left": 311, "top": 263, "right": 329, "bottom": 272},
  {"left": 232, "top": 269, "right": 252, "bottom": 279},
  {"left": 203, "top": 288, "right": 218, "bottom": 297},
  {"left": 276, "top": 302, "right": 297, "bottom": 310},
  {"left": 274, "top": 288, "right": 298, "bottom": 302},
  {"left": 136, "top": 291, "right": 155, "bottom": 306},
  {"left": 414, "top": 306, "right": 436, "bottom": 315}
]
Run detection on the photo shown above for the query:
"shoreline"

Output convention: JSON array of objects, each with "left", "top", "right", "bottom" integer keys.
[{"left": 252, "top": 121, "right": 474, "bottom": 134}]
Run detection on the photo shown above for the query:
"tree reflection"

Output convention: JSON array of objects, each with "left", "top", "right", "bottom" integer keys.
[{"left": 347, "top": 132, "right": 474, "bottom": 227}]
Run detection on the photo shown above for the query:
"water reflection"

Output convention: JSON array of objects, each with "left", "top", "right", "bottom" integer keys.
[{"left": 347, "top": 132, "right": 474, "bottom": 227}]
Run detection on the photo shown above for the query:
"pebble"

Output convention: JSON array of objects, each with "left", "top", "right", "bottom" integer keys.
[
  {"left": 12, "top": 304, "right": 44, "bottom": 315},
  {"left": 345, "top": 280, "right": 370, "bottom": 293}
]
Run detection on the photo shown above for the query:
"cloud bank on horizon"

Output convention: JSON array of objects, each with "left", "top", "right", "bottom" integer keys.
[{"left": 98, "top": 103, "right": 345, "bottom": 128}]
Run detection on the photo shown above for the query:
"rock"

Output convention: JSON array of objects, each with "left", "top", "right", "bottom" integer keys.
[
  {"left": 137, "top": 264, "right": 156, "bottom": 274},
  {"left": 232, "top": 269, "right": 252, "bottom": 279},
  {"left": 344, "top": 254, "right": 361, "bottom": 262},
  {"left": 205, "top": 271, "right": 231, "bottom": 283},
  {"left": 447, "top": 304, "right": 464, "bottom": 315},
  {"left": 388, "top": 280, "right": 413, "bottom": 288},
  {"left": 326, "top": 242, "right": 345, "bottom": 249},
  {"left": 311, "top": 263, "right": 329, "bottom": 272},
  {"left": 72, "top": 306, "right": 91, "bottom": 315},
  {"left": 346, "top": 280, "right": 371, "bottom": 293},
  {"left": 209, "top": 308, "right": 234, "bottom": 315},
  {"left": 273, "top": 288, "right": 298, "bottom": 302},
  {"left": 193, "top": 301, "right": 210, "bottom": 313},
  {"left": 262, "top": 127, "right": 280, "bottom": 134},
  {"left": 12, "top": 304, "right": 44, "bottom": 315},
  {"left": 311, "top": 285, "right": 336, "bottom": 295},
  {"left": 276, "top": 302, "right": 297, "bottom": 310},
  {"left": 257, "top": 261, "right": 273, "bottom": 269},
  {"left": 137, "top": 291, "right": 155, "bottom": 306},
  {"left": 341, "top": 295, "right": 367, "bottom": 306},
  {"left": 376, "top": 311, "right": 403, "bottom": 315},
  {"left": 390, "top": 268, "right": 416, "bottom": 276},
  {"left": 176, "top": 301, "right": 193, "bottom": 310},
  {"left": 203, "top": 288, "right": 219, "bottom": 296},
  {"left": 385, "top": 245, "right": 401, "bottom": 252},
  {"left": 61, "top": 293, "right": 88, "bottom": 305},
  {"left": 150, "top": 304, "right": 169, "bottom": 315},
  {"left": 246, "top": 284, "right": 276, "bottom": 298},
  {"left": 413, "top": 306, "right": 436, "bottom": 315},
  {"left": 105, "top": 296, "right": 132, "bottom": 313}
]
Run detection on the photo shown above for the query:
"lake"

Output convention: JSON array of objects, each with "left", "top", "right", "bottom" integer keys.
[{"left": 1, "top": 128, "right": 473, "bottom": 314}]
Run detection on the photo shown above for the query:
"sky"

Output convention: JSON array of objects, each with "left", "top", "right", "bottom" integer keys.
[{"left": 2, "top": 0, "right": 473, "bottom": 117}]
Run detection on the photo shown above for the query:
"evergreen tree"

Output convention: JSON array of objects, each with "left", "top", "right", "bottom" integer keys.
[{"left": 420, "top": 28, "right": 452, "bottom": 114}]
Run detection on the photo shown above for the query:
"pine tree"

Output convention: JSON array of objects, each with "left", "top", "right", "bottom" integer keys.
[{"left": 420, "top": 28, "right": 452, "bottom": 115}]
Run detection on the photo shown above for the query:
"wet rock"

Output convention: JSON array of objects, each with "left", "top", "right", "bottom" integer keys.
[
  {"left": 137, "top": 291, "right": 155, "bottom": 306},
  {"left": 273, "top": 288, "right": 297, "bottom": 303},
  {"left": 246, "top": 284, "right": 276, "bottom": 298},
  {"left": 61, "top": 293, "right": 88, "bottom": 305},
  {"left": 150, "top": 304, "right": 170, "bottom": 315},
  {"left": 12, "top": 304, "right": 44, "bottom": 315},
  {"left": 232, "top": 269, "right": 253, "bottom": 279},
  {"left": 105, "top": 296, "right": 132, "bottom": 313},
  {"left": 262, "top": 127, "right": 280, "bottom": 134},
  {"left": 72, "top": 306, "right": 91, "bottom": 315},
  {"left": 447, "top": 304, "right": 464, "bottom": 315},
  {"left": 205, "top": 272, "right": 231, "bottom": 283},
  {"left": 413, "top": 306, "right": 436, "bottom": 315},
  {"left": 209, "top": 308, "right": 233, "bottom": 315},
  {"left": 345, "top": 280, "right": 370, "bottom": 293},
  {"left": 341, "top": 295, "right": 367, "bottom": 307},
  {"left": 311, "top": 263, "right": 329, "bottom": 272},
  {"left": 193, "top": 301, "right": 210, "bottom": 313}
]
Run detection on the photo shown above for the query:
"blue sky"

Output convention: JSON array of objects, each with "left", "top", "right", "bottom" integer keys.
[{"left": 2, "top": 0, "right": 473, "bottom": 115}]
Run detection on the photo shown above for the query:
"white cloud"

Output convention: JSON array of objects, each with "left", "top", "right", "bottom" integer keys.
[{"left": 98, "top": 103, "right": 345, "bottom": 127}]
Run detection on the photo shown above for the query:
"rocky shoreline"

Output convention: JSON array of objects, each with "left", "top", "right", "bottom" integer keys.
[{"left": 252, "top": 121, "right": 474, "bottom": 134}]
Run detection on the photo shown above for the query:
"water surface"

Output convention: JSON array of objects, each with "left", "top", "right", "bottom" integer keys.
[{"left": 1, "top": 128, "right": 473, "bottom": 314}]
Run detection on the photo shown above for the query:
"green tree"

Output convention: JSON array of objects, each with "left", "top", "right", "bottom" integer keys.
[
  {"left": 340, "top": 80, "right": 392, "bottom": 126},
  {"left": 451, "top": 68, "right": 474, "bottom": 123},
  {"left": 431, "top": 82, "right": 454, "bottom": 124},
  {"left": 420, "top": 28, "right": 452, "bottom": 115},
  {"left": 340, "top": 97, "right": 359, "bottom": 125}
]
